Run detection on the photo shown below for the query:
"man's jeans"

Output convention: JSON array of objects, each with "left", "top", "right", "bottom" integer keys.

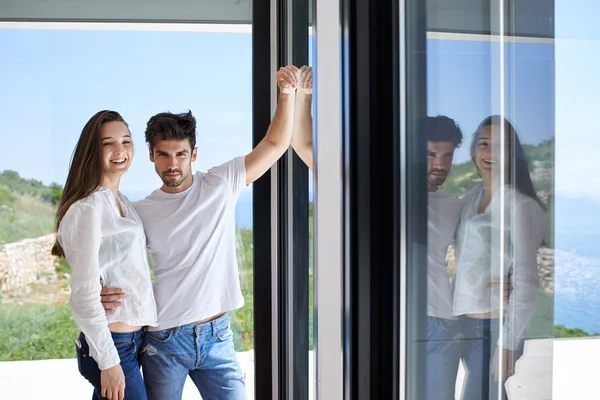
[
  {"left": 141, "top": 313, "right": 246, "bottom": 400},
  {"left": 76, "top": 329, "right": 147, "bottom": 400},
  {"left": 425, "top": 316, "right": 461, "bottom": 400}
]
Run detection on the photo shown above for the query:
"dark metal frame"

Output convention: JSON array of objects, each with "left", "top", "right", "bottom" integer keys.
[
  {"left": 254, "top": 0, "right": 311, "bottom": 398},
  {"left": 340, "top": 0, "right": 419, "bottom": 398},
  {"left": 252, "top": 0, "right": 275, "bottom": 398}
]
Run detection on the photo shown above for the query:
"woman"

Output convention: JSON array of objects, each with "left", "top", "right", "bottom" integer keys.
[
  {"left": 51, "top": 110, "right": 158, "bottom": 400},
  {"left": 453, "top": 115, "right": 546, "bottom": 400}
]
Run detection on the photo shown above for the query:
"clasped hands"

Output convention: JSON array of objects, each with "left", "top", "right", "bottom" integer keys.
[{"left": 276, "top": 65, "right": 312, "bottom": 95}]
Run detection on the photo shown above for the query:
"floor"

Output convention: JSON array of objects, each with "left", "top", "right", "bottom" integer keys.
[{"left": 1, "top": 338, "right": 599, "bottom": 399}]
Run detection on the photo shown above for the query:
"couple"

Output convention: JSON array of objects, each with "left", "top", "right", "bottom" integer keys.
[
  {"left": 51, "top": 65, "right": 313, "bottom": 400},
  {"left": 425, "top": 115, "right": 546, "bottom": 400}
]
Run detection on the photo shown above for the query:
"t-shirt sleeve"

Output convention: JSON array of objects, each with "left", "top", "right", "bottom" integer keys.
[{"left": 207, "top": 156, "right": 247, "bottom": 197}]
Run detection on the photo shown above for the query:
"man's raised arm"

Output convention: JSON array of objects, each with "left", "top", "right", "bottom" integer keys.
[{"left": 245, "top": 65, "right": 298, "bottom": 185}]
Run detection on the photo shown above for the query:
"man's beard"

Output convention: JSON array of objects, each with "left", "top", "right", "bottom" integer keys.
[
  {"left": 427, "top": 169, "right": 448, "bottom": 187},
  {"left": 162, "top": 169, "right": 186, "bottom": 187}
]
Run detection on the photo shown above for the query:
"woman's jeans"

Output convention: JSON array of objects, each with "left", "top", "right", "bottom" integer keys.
[
  {"left": 459, "top": 317, "right": 523, "bottom": 400},
  {"left": 76, "top": 329, "right": 147, "bottom": 400}
]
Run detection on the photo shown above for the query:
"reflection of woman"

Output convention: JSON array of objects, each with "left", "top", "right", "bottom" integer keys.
[
  {"left": 453, "top": 116, "right": 546, "bottom": 400},
  {"left": 51, "top": 111, "right": 157, "bottom": 400}
]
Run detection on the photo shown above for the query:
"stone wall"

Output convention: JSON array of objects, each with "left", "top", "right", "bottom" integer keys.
[
  {"left": 0, "top": 234, "right": 58, "bottom": 293},
  {"left": 537, "top": 247, "right": 554, "bottom": 293}
]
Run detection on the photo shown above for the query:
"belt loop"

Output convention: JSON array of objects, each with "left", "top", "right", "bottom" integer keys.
[{"left": 211, "top": 320, "right": 217, "bottom": 337}]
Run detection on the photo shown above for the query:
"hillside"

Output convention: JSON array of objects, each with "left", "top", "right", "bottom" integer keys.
[{"left": 0, "top": 170, "right": 62, "bottom": 245}]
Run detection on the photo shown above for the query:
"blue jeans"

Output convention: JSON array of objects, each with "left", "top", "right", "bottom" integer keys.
[
  {"left": 459, "top": 317, "right": 523, "bottom": 400},
  {"left": 425, "top": 316, "right": 461, "bottom": 400},
  {"left": 141, "top": 313, "right": 246, "bottom": 400},
  {"left": 76, "top": 329, "right": 147, "bottom": 400}
]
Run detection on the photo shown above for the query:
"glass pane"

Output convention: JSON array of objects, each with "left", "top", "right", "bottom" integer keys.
[
  {"left": 405, "top": 0, "right": 600, "bottom": 399},
  {"left": 0, "top": 24, "right": 255, "bottom": 399}
]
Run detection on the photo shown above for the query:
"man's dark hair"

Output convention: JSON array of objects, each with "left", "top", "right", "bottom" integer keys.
[
  {"left": 145, "top": 110, "right": 197, "bottom": 150},
  {"left": 426, "top": 115, "right": 463, "bottom": 147}
]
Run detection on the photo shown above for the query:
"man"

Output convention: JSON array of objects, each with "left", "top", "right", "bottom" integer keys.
[
  {"left": 100, "top": 65, "right": 301, "bottom": 400},
  {"left": 422, "top": 115, "right": 464, "bottom": 400}
]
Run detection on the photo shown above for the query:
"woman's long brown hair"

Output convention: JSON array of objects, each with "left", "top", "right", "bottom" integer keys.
[
  {"left": 470, "top": 115, "right": 546, "bottom": 210},
  {"left": 51, "top": 110, "right": 128, "bottom": 258}
]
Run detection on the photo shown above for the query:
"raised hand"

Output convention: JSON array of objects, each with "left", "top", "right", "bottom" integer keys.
[
  {"left": 297, "top": 65, "right": 313, "bottom": 95},
  {"left": 276, "top": 65, "right": 299, "bottom": 95}
]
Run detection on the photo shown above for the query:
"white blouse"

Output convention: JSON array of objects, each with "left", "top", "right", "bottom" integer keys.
[
  {"left": 453, "top": 182, "right": 546, "bottom": 350},
  {"left": 57, "top": 188, "right": 157, "bottom": 370}
]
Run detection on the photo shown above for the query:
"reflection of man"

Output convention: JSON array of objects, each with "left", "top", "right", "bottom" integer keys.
[
  {"left": 99, "top": 65, "right": 300, "bottom": 400},
  {"left": 423, "top": 115, "right": 464, "bottom": 400}
]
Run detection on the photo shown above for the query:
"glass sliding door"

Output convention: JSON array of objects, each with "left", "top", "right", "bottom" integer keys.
[{"left": 401, "top": 1, "right": 600, "bottom": 399}]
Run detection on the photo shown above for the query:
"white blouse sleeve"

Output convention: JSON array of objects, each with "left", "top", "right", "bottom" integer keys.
[
  {"left": 59, "top": 202, "right": 120, "bottom": 370},
  {"left": 502, "top": 198, "right": 546, "bottom": 351}
]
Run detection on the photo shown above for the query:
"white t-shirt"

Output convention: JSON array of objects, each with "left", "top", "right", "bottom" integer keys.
[
  {"left": 427, "top": 189, "right": 463, "bottom": 320},
  {"left": 453, "top": 182, "right": 546, "bottom": 350},
  {"left": 58, "top": 188, "right": 158, "bottom": 370},
  {"left": 133, "top": 156, "right": 247, "bottom": 331}
]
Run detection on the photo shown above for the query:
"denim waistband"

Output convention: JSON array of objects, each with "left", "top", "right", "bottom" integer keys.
[
  {"left": 110, "top": 328, "right": 144, "bottom": 340},
  {"left": 81, "top": 328, "right": 144, "bottom": 341},
  {"left": 152, "top": 313, "right": 229, "bottom": 336}
]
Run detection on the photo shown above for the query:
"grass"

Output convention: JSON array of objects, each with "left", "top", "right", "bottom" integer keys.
[{"left": 0, "top": 303, "right": 78, "bottom": 361}]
